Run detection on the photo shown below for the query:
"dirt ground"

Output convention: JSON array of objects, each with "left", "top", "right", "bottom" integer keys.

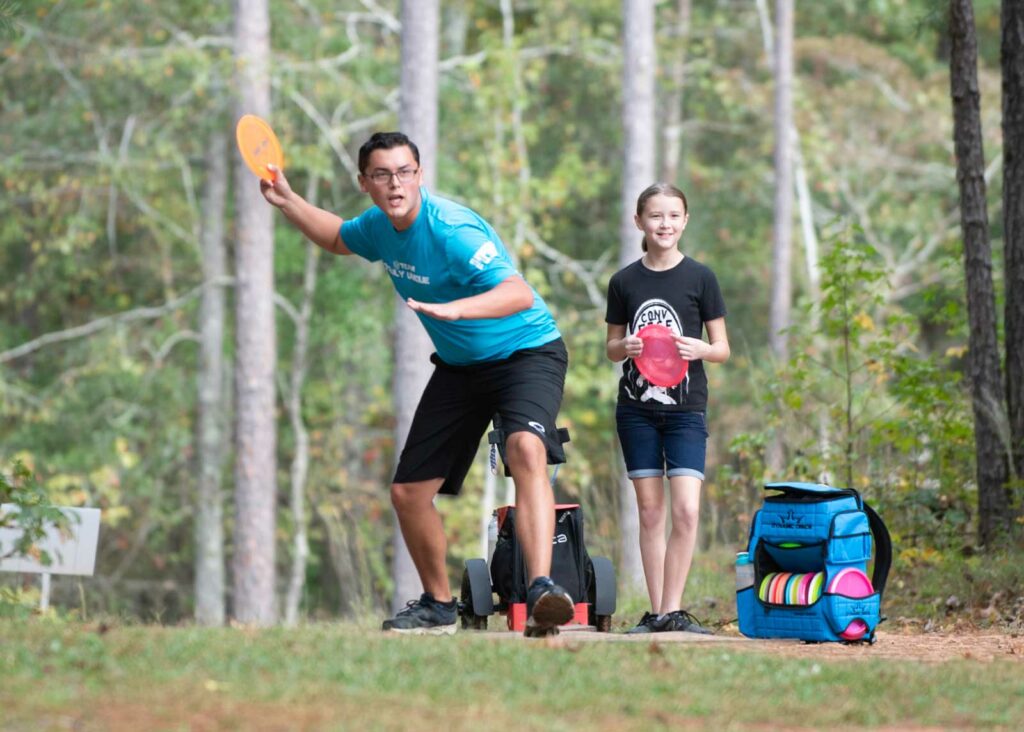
[
  {"left": 482, "top": 623, "right": 1024, "bottom": 663},
  {"left": 732, "top": 630, "right": 1024, "bottom": 663}
]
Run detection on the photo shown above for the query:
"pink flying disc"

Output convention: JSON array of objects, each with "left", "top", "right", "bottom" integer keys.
[
  {"left": 635, "top": 323, "right": 689, "bottom": 387},
  {"left": 796, "top": 573, "right": 814, "bottom": 605},
  {"left": 827, "top": 568, "right": 874, "bottom": 598},
  {"left": 839, "top": 619, "right": 869, "bottom": 641}
]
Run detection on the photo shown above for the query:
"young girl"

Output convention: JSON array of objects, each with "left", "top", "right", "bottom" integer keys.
[{"left": 605, "top": 183, "right": 730, "bottom": 634}]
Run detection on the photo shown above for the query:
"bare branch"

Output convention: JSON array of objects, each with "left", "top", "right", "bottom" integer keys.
[
  {"left": 523, "top": 227, "right": 604, "bottom": 308},
  {"left": 149, "top": 330, "right": 200, "bottom": 365},
  {"left": 34, "top": 26, "right": 109, "bottom": 157},
  {"left": 0, "top": 277, "right": 233, "bottom": 364},
  {"left": 355, "top": 0, "right": 400, "bottom": 33},
  {"left": 120, "top": 184, "right": 197, "bottom": 249},
  {"left": 282, "top": 44, "right": 362, "bottom": 73},
  {"left": 279, "top": 84, "right": 362, "bottom": 189},
  {"left": 273, "top": 291, "right": 302, "bottom": 328},
  {"left": 106, "top": 114, "right": 137, "bottom": 263}
]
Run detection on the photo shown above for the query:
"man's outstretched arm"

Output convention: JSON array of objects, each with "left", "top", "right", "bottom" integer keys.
[{"left": 260, "top": 164, "right": 351, "bottom": 255}]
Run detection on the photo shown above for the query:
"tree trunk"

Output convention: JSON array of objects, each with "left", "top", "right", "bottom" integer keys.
[
  {"left": 441, "top": 1, "right": 470, "bottom": 57},
  {"left": 390, "top": 0, "right": 440, "bottom": 613},
  {"left": 659, "top": 0, "right": 692, "bottom": 184},
  {"left": 1003, "top": 0, "right": 1024, "bottom": 487},
  {"left": 793, "top": 78, "right": 831, "bottom": 481},
  {"left": 949, "top": 0, "right": 1011, "bottom": 546},
  {"left": 283, "top": 230, "right": 320, "bottom": 626},
  {"left": 501, "top": 0, "right": 531, "bottom": 249},
  {"left": 316, "top": 503, "right": 363, "bottom": 618},
  {"left": 194, "top": 128, "right": 228, "bottom": 627},
  {"left": 618, "top": 0, "right": 657, "bottom": 594},
  {"left": 765, "top": 0, "right": 795, "bottom": 477},
  {"left": 757, "top": 0, "right": 826, "bottom": 478},
  {"left": 769, "top": 0, "right": 794, "bottom": 363},
  {"left": 232, "top": 0, "right": 278, "bottom": 625}
]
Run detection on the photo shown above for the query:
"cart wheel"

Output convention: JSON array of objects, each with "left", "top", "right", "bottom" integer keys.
[
  {"left": 460, "top": 608, "right": 487, "bottom": 630},
  {"left": 588, "top": 555, "right": 617, "bottom": 633},
  {"left": 459, "top": 558, "right": 494, "bottom": 630}
]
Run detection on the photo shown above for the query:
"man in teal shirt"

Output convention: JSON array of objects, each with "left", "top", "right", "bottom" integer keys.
[{"left": 261, "top": 132, "right": 573, "bottom": 637}]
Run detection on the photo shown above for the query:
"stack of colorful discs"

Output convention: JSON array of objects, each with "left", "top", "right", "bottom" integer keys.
[
  {"left": 771, "top": 572, "right": 792, "bottom": 604},
  {"left": 757, "top": 570, "right": 825, "bottom": 605}
]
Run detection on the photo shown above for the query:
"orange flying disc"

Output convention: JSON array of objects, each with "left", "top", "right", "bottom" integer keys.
[{"left": 235, "top": 114, "right": 283, "bottom": 181}]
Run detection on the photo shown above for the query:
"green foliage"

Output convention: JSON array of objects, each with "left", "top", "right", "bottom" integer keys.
[
  {"left": 725, "top": 229, "right": 975, "bottom": 550},
  {"left": 0, "top": 459, "right": 68, "bottom": 563},
  {"left": 0, "top": 1, "right": 20, "bottom": 40},
  {"left": 0, "top": 0, "right": 1012, "bottom": 620},
  {"left": 886, "top": 546, "right": 1024, "bottom": 628}
]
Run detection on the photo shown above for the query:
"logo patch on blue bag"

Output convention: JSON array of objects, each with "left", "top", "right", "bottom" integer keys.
[{"left": 768, "top": 509, "right": 812, "bottom": 531}]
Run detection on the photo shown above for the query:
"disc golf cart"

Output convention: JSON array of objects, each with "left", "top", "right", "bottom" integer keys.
[{"left": 458, "top": 418, "right": 617, "bottom": 632}]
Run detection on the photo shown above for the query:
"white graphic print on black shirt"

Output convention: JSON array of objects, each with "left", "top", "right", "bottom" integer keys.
[
  {"left": 606, "top": 256, "right": 727, "bottom": 412},
  {"left": 626, "top": 298, "right": 688, "bottom": 405}
]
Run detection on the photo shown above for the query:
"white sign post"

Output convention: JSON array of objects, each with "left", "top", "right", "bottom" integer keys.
[{"left": 0, "top": 505, "right": 102, "bottom": 609}]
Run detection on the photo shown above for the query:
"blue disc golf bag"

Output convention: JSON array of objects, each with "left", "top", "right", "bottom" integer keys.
[{"left": 736, "top": 482, "right": 892, "bottom": 643}]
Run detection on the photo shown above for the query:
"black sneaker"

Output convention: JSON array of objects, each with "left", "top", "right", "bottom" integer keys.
[
  {"left": 626, "top": 611, "right": 660, "bottom": 634},
  {"left": 382, "top": 593, "right": 458, "bottom": 635},
  {"left": 524, "top": 576, "right": 574, "bottom": 638},
  {"left": 653, "top": 609, "right": 713, "bottom": 635}
]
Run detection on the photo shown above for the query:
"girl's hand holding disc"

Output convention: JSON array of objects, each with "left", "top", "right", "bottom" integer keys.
[
  {"left": 622, "top": 335, "right": 643, "bottom": 359},
  {"left": 674, "top": 334, "right": 708, "bottom": 362}
]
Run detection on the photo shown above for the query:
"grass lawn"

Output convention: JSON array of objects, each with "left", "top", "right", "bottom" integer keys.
[
  {"left": 3, "top": 547, "right": 1023, "bottom": 730},
  {"left": 2, "top": 617, "right": 1023, "bottom": 731}
]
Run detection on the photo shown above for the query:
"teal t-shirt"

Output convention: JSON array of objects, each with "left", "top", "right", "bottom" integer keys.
[{"left": 340, "top": 188, "right": 560, "bottom": 365}]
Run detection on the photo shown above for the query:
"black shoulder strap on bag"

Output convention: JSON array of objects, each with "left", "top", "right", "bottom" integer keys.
[{"left": 863, "top": 501, "right": 892, "bottom": 596}]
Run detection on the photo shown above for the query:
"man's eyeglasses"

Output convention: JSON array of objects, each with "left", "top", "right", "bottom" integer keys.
[{"left": 366, "top": 167, "right": 419, "bottom": 185}]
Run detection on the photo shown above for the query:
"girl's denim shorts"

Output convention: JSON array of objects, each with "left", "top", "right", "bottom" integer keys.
[{"left": 615, "top": 403, "right": 708, "bottom": 480}]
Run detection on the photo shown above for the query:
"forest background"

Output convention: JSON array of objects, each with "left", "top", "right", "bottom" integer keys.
[{"left": 1, "top": 0, "right": 1021, "bottom": 627}]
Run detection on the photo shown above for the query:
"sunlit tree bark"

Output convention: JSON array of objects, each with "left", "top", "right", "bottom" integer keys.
[
  {"left": 389, "top": 0, "right": 440, "bottom": 613},
  {"left": 194, "top": 127, "right": 228, "bottom": 627},
  {"left": 768, "top": 0, "right": 794, "bottom": 364},
  {"left": 283, "top": 224, "right": 320, "bottom": 626},
  {"left": 232, "top": 0, "right": 278, "bottom": 624},
  {"left": 659, "top": 0, "right": 692, "bottom": 184},
  {"left": 618, "top": 0, "right": 656, "bottom": 593}
]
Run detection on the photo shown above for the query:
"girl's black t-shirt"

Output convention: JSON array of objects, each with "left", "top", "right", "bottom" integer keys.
[{"left": 605, "top": 256, "right": 727, "bottom": 412}]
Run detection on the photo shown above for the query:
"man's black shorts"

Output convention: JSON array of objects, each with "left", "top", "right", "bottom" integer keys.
[{"left": 393, "top": 338, "right": 568, "bottom": 496}]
